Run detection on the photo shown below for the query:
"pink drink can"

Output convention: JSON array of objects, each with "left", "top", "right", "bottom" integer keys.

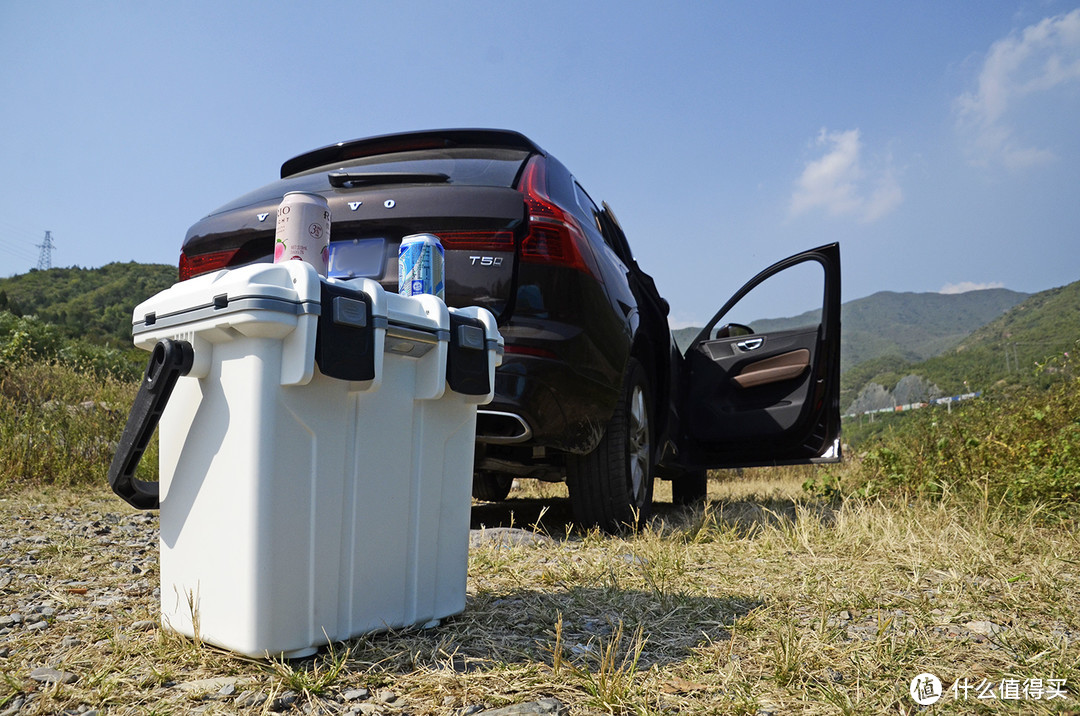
[{"left": 274, "top": 191, "right": 331, "bottom": 275}]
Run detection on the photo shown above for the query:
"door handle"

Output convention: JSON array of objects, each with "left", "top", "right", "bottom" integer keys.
[{"left": 736, "top": 337, "right": 764, "bottom": 351}]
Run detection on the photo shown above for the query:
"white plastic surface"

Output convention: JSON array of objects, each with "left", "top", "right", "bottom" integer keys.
[
  {"left": 132, "top": 262, "right": 499, "bottom": 658},
  {"left": 132, "top": 262, "right": 324, "bottom": 385}
]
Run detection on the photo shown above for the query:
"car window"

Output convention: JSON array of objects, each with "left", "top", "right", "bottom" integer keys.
[
  {"left": 296, "top": 147, "right": 530, "bottom": 188},
  {"left": 572, "top": 182, "right": 603, "bottom": 234},
  {"left": 572, "top": 180, "right": 626, "bottom": 260},
  {"left": 711, "top": 260, "right": 825, "bottom": 339}
]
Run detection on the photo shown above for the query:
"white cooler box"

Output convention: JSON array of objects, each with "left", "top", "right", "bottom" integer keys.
[{"left": 108, "top": 261, "right": 501, "bottom": 658}]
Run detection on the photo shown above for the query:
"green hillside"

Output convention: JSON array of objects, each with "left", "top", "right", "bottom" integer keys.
[
  {"left": 912, "top": 280, "right": 1080, "bottom": 393},
  {"left": 844, "top": 279, "right": 1080, "bottom": 411},
  {"left": 2, "top": 263, "right": 1070, "bottom": 407},
  {"left": 837, "top": 289, "right": 1029, "bottom": 364},
  {"left": 673, "top": 288, "right": 1029, "bottom": 370},
  {"left": 0, "top": 263, "right": 176, "bottom": 346}
]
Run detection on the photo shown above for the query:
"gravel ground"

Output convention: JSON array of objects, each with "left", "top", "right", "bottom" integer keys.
[
  {"left": 2, "top": 487, "right": 1078, "bottom": 715},
  {"left": 0, "top": 494, "right": 575, "bottom": 715}
]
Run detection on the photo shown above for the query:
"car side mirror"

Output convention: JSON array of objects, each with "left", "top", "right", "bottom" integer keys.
[{"left": 714, "top": 323, "right": 754, "bottom": 339}]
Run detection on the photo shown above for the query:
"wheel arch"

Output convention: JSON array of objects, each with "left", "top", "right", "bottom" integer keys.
[{"left": 630, "top": 316, "right": 673, "bottom": 454}]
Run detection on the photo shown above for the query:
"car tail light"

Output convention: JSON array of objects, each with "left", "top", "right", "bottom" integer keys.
[
  {"left": 517, "top": 156, "right": 602, "bottom": 278},
  {"left": 178, "top": 248, "right": 240, "bottom": 281},
  {"left": 436, "top": 231, "right": 515, "bottom": 251}
]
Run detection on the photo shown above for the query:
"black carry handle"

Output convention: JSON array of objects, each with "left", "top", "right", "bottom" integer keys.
[{"left": 107, "top": 339, "right": 194, "bottom": 510}]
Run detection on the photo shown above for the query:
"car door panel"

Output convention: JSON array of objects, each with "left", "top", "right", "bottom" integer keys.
[
  {"left": 685, "top": 328, "right": 819, "bottom": 442},
  {"left": 677, "top": 243, "right": 841, "bottom": 468}
]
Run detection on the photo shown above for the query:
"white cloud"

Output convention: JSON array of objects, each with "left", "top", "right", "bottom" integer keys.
[
  {"left": 789, "top": 128, "right": 903, "bottom": 223},
  {"left": 939, "top": 281, "right": 1006, "bottom": 294},
  {"left": 956, "top": 9, "right": 1080, "bottom": 169}
]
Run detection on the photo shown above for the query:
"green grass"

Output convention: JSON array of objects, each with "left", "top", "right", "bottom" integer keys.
[
  {"left": 1, "top": 472, "right": 1078, "bottom": 714},
  {"left": 1, "top": 326, "right": 1078, "bottom": 714},
  {"left": 0, "top": 361, "right": 150, "bottom": 488},
  {"left": 836, "top": 353, "right": 1080, "bottom": 510}
]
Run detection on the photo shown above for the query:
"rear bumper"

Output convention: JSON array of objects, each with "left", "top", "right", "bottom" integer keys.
[{"left": 476, "top": 354, "right": 620, "bottom": 454}]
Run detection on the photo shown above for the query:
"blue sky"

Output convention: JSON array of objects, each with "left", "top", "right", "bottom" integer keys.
[{"left": 1, "top": 1, "right": 1078, "bottom": 327}]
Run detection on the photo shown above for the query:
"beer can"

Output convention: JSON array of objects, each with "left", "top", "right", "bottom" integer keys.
[
  {"left": 274, "top": 191, "right": 331, "bottom": 275},
  {"left": 398, "top": 233, "right": 445, "bottom": 300}
]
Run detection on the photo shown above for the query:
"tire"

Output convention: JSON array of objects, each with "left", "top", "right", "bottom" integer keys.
[
  {"left": 567, "top": 357, "right": 654, "bottom": 533},
  {"left": 672, "top": 469, "right": 708, "bottom": 505},
  {"left": 472, "top": 471, "right": 514, "bottom": 502}
]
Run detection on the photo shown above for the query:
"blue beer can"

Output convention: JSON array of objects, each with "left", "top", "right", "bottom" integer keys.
[{"left": 398, "top": 233, "right": 445, "bottom": 300}]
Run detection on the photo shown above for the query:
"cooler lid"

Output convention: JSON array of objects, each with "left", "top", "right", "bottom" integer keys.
[{"left": 132, "top": 262, "right": 324, "bottom": 336}]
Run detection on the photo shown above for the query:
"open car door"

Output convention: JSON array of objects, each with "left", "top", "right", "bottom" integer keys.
[{"left": 676, "top": 243, "right": 841, "bottom": 468}]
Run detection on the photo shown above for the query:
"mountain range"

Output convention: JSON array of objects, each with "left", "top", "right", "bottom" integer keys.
[
  {"left": 670, "top": 282, "right": 1080, "bottom": 412},
  {"left": 2, "top": 264, "right": 1076, "bottom": 413},
  {"left": 673, "top": 288, "right": 1029, "bottom": 366}
]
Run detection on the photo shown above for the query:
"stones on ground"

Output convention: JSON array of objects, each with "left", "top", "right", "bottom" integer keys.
[
  {"left": 965, "top": 620, "right": 1004, "bottom": 637},
  {"left": 0, "top": 696, "right": 25, "bottom": 715},
  {"left": 469, "top": 527, "right": 554, "bottom": 548},
  {"left": 131, "top": 619, "right": 156, "bottom": 631},
  {"left": 376, "top": 689, "right": 397, "bottom": 703},
  {"left": 29, "top": 666, "right": 77, "bottom": 684},
  {"left": 473, "top": 699, "right": 568, "bottom": 716},
  {"left": 235, "top": 689, "right": 268, "bottom": 707},
  {"left": 270, "top": 690, "right": 298, "bottom": 712},
  {"left": 569, "top": 642, "right": 595, "bottom": 657},
  {"left": 343, "top": 688, "right": 370, "bottom": 701},
  {"left": 176, "top": 677, "right": 241, "bottom": 693}
]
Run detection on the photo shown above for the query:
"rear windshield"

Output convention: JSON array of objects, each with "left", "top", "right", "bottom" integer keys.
[{"left": 296, "top": 147, "right": 530, "bottom": 188}]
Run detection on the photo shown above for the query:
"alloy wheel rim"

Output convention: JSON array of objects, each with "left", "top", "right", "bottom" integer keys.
[{"left": 628, "top": 384, "right": 650, "bottom": 506}]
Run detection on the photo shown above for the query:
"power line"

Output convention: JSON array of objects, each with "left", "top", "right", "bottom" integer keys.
[
  {"left": 35, "top": 231, "right": 55, "bottom": 271},
  {"left": 0, "top": 236, "right": 38, "bottom": 262}
]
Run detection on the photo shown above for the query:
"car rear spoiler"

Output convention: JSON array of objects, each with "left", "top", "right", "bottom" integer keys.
[{"left": 281, "top": 129, "right": 546, "bottom": 178}]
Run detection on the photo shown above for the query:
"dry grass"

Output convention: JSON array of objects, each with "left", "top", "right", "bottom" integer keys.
[{"left": 1, "top": 469, "right": 1078, "bottom": 714}]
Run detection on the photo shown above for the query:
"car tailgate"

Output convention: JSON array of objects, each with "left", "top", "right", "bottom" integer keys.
[{"left": 182, "top": 182, "right": 527, "bottom": 321}]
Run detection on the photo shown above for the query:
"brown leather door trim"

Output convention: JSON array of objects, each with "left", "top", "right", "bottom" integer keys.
[{"left": 733, "top": 349, "right": 810, "bottom": 389}]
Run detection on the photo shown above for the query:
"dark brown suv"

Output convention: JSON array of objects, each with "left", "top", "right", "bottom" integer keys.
[{"left": 179, "top": 128, "right": 842, "bottom": 531}]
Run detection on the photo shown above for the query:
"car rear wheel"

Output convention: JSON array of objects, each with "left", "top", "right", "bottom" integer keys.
[
  {"left": 472, "top": 471, "right": 514, "bottom": 502},
  {"left": 567, "top": 357, "right": 654, "bottom": 532}
]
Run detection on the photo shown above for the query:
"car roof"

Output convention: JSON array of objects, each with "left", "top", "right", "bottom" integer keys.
[{"left": 280, "top": 128, "right": 547, "bottom": 179}]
